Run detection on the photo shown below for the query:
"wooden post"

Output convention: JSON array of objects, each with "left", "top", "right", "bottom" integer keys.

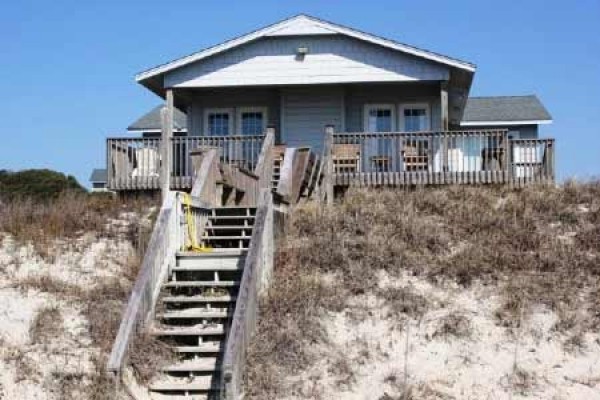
[
  {"left": 324, "top": 125, "right": 335, "bottom": 204},
  {"left": 266, "top": 125, "right": 276, "bottom": 144},
  {"left": 440, "top": 81, "right": 449, "bottom": 172},
  {"left": 161, "top": 89, "right": 174, "bottom": 199}
]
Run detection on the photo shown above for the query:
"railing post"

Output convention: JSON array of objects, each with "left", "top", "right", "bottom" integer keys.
[
  {"left": 505, "top": 132, "right": 512, "bottom": 184},
  {"left": 440, "top": 82, "right": 449, "bottom": 172},
  {"left": 106, "top": 138, "right": 112, "bottom": 190},
  {"left": 161, "top": 89, "right": 174, "bottom": 199},
  {"left": 254, "top": 126, "right": 275, "bottom": 191},
  {"left": 324, "top": 125, "right": 335, "bottom": 204},
  {"left": 549, "top": 139, "right": 556, "bottom": 182}
]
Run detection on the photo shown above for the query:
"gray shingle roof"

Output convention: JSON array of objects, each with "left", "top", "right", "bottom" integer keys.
[
  {"left": 128, "top": 105, "right": 187, "bottom": 131},
  {"left": 462, "top": 95, "right": 552, "bottom": 123},
  {"left": 89, "top": 168, "right": 107, "bottom": 183}
]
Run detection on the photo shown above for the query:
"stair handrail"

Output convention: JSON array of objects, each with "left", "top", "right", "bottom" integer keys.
[
  {"left": 276, "top": 147, "right": 297, "bottom": 201},
  {"left": 316, "top": 125, "right": 334, "bottom": 203},
  {"left": 107, "top": 190, "right": 181, "bottom": 377},
  {"left": 276, "top": 147, "right": 312, "bottom": 205},
  {"left": 190, "top": 147, "right": 221, "bottom": 207},
  {"left": 221, "top": 188, "right": 275, "bottom": 400},
  {"left": 253, "top": 126, "right": 275, "bottom": 191}
]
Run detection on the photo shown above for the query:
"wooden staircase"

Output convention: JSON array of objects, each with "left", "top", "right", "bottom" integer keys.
[{"left": 147, "top": 206, "right": 255, "bottom": 399}]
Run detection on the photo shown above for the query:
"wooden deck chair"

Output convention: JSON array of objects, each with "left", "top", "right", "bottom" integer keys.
[
  {"left": 401, "top": 139, "right": 429, "bottom": 171},
  {"left": 131, "top": 147, "right": 160, "bottom": 177},
  {"left": 332, "top": 143, "right": 361, "bottom": 174}
]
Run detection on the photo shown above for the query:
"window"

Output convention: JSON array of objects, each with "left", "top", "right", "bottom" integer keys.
[
  {"left": 364, "top": 104, "right": 395, "bottom": 132},
  {"left": 399, "top": 104, "right": 430, "bottom": 132},
  {"left": 204, "top": 108, "right": 233, "bottom": 136},
  {"left": 237, "top": 107, "right": 267, "bottom": 135}
]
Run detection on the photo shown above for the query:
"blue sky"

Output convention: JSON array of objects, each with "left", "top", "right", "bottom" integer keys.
[{"left": 1, "top": 0, "right": 598, "bottom": 186}]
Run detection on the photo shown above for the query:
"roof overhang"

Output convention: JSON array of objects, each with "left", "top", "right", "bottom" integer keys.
[
  {"left": 136, "top": 14, "right": 476, "bottom": 93},
  {"left": 460, "top": 119, "right": 553, "bottom": 127}
]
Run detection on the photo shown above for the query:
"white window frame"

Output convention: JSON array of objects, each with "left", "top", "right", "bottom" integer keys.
[
  {"left": 204, "top": 108, "right": 234, "bottom": 136},
  {"left": 363, "top": 104, "right": 396, "bottom": 132},
  {"left": 399, "top": 103, "right": 431, "bottom": 132},
  {"left": 236, "top": 106, "right": 268, "bottom": 135}
]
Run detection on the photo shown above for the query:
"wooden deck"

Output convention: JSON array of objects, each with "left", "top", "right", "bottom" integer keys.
[
  {"left": 107, "top": 135, "right": 264, "bottom": 191},
  {"left": 328, "top": 131, "right": 555, "bottom": 188}
]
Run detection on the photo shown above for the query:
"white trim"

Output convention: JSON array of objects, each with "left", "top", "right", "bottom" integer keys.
[
  {"left": 399, "top": 103, "right": 431, "bottom": 131},
  {"left": 204, "top": 108, "right": 234, "bottom": 136},
  {"left": 460, "top": 119, "right": 553, "bottom": 126},
  {"left": 126, "top": 128, "right": 188, "bottom": 133},
  {"left": 363, "top": 104, "right": 396, "bottom": 132},
  {"left": 236, "top": 106, "right": 268, "bottom": 135},
  {"left": 136, "top": 15, "right": 475, "bottom": 82}
]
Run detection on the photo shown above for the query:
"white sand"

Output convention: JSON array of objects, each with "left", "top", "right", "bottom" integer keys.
[
  {"left": 283, "top": 271, "right": 600, "bottom": 400},
  {"left": 0, "top": 232, "right": 137, "bottom": 399}
]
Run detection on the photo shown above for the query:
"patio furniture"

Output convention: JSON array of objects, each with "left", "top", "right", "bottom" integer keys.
[
  {"left": 332, "top": 143, "right": 361, "bottom": 173},
  {"left": 401, "top": 139, "right": 429, "bottom": 171}
]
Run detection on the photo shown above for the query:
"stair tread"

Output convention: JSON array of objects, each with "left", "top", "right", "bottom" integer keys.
[
  {"left": 158, "top": 309, "right": 229, "bottom": 319},
  {"left": 172, "top": 265, "right": 242, "bottom": 272},
  {"left": 150, "top": 324, "right": 225, "bottom": 336},
  {"left": 173, "top": 343, "right": 222, "bottom": 353},
  {"left": 164, "top": 281, "right": 239, "bottom": 288},
  {"left": 150, "top": 392, "right": 209, "bottom": 400},
  {"left": 162, "top": 295, "right": 236, "bottom": 303},
  {"left": 208, "top": 215, "right": 255, "bottom": 219},
  {"left": 212, "top": 206, "right": 256, "bottom": 209},
  {"left": 202, "top": 235, "right": 250, "bottom": 240},
  {"left": 149, "top": 376, "right": 215, "bottom": 392},
  {"left": 205, "top": 225, "right": 253, "bottom": 229},
  {"left": 176, "top": 250, "right": 247, "bottom": 257},
  {"left": 161, "top": 358, "right": 220, "bottom": 372}
]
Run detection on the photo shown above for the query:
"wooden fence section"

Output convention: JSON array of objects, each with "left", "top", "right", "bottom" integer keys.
[
  {"left": 329, "top": 130, "right": 555, "bottom": 188},
  {"left": 221, "top": 189, "right": 277, "bottom": 400},
  {"left": 510, "top": 138, "right": 556, "bottom": 186},
  {"left": 107, "top": 137, "right": 162, "bottom": 190},
  {"left": 107, "top": 135, "right": 265, "bottom": 191},
  {"left": 107, "top": 191, "right": 183, "bottom": 375}
]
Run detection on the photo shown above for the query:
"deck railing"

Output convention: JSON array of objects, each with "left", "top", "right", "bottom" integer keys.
[
  {"left": 222, "top": 188, "right": 276, "bottom": 400},
  {"left": 107, "top": 135, "right": 265, "bottom": 190},
  {"left": 107, "top": 137, "right": 162, "bottom": 190},
  {"left": 330, "top": 130, "right": 555, "bottom": 186},
  {"left": 510, "top": 138, "right": 556, "bottom": 184},
  {"left": 107, "top": 191, "right": 183, "bottom": 376}
]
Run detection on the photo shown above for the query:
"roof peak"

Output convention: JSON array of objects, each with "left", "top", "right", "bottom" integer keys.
[{"left": 136, "top": 14, "right": 475, "bottom": 83}]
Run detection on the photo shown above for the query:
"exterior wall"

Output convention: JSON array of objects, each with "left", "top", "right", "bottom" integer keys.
[
  {"left": 183, "top": 82, "right": 446, "bottom": 151},
  {"left": 165, "top": 35, "right": 449, "bottom": 88},
  {"left": 344, "top": 83, "right": 442, "bottom": 132},
  {"left": 281, "top": 86, "right": 343, "bottom": 152},
  {"left": 185, "top": 88, "right": 280, "bottom": 137}
]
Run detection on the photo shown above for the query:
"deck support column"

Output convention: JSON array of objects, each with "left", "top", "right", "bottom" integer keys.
[
  {"left": 440, "top": 81, "right": 449, "bottom": 172},
  {"left": 161, "top": 89, "right": 174, "bottom": 199},
  {"left": 324, "top": 125, "right": 335, "bottom": 204}
]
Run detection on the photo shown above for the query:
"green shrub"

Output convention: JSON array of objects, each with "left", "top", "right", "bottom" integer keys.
[{"left": 0, "top": 169, "right": 86, "bottom": 201}]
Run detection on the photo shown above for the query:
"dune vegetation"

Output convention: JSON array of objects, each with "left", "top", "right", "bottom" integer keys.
[{"left": 246, "top": 181, "right": 600, "bottom": 400}]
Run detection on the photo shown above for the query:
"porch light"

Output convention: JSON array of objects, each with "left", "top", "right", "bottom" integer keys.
[
  {"left": 296, "top": 46, "right": 309, "bottom": 55},
  {"left": 295, "top": 46, "right": 309, "bottom": 61}
]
